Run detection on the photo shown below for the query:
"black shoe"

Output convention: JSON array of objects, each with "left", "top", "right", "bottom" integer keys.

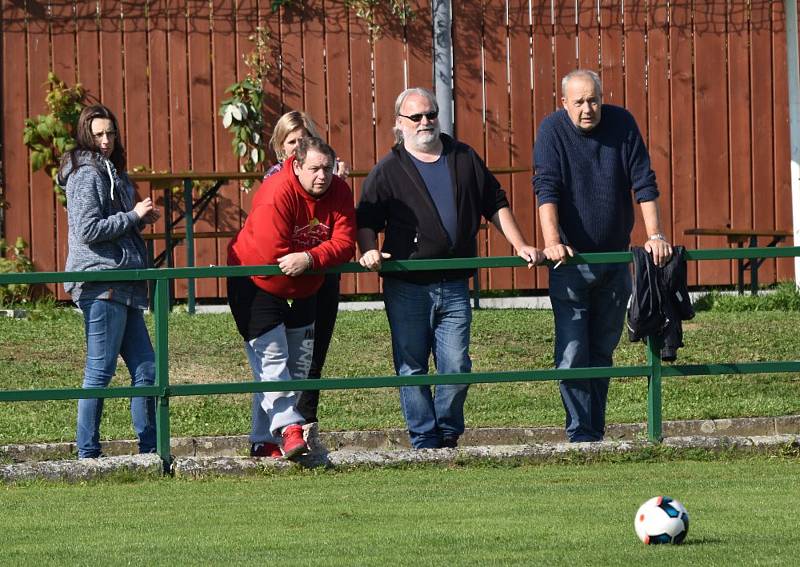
[{"left": 441, "top": 437, "right": 459, "bottom": 448}]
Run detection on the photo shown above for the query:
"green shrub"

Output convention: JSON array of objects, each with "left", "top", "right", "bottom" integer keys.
[
  {"left": 21, "top": 72, "right": 88, "bottom": 205},
  {"left": 0, "top": 237, "right": 35, "bottom": 307}
]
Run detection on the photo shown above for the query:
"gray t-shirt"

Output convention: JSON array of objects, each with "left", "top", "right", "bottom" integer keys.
[{"left": 409, "top": 153, "right": 457, "bottom": 246}]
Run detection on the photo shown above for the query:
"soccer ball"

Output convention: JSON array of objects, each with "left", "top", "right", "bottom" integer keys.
[{"left": 634, "top": 496, "right": 689, "bottom": 545}]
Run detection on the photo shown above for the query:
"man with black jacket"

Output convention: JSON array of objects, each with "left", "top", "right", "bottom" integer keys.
[{"left": 357, "top": 87, "right": 543, "bottom": 449}]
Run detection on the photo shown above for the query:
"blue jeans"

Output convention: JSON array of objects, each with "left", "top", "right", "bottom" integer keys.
[
  {"left": 76, "top": 299, "right": 156, "bottom": 458},
  {"left": 549, "top": 263, "right": 631, "bottom": 442},
  {"left": 383, "top": 277, "right": 472, "bottom": 449}
]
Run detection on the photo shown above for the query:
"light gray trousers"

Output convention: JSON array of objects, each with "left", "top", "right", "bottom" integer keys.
[{"left": 245, "top": 322, "right": 315, "bottom": 443}]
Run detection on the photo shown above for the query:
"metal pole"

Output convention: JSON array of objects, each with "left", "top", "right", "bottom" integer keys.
[
  {"left": 646, "top": 337, "right": 663, "bottom": 442},
  {"left": 183, "top": 178, "right": 196, "bottom": 314},
  {"left": 433, "top": 0, "right": 453, "bottom": 135},
  {"left": 154, "top": 278, "right": 172, "bottom": 472},
  {"left": 786, "top": 0, "right": 800, "bottom": 289}
]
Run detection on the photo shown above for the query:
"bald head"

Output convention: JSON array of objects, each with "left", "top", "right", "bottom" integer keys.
[{"left": 561, "top": 70, "right": 603, "bottom": 132}]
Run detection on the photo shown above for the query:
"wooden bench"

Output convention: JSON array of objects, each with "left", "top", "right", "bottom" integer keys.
[{"left": 684, "top": 227, "right": 792, "bottom": 295}]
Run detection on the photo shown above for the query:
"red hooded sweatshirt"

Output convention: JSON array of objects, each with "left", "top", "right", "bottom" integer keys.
[{"left": 228, "top": 156, "right": 356, "bottom": 299}]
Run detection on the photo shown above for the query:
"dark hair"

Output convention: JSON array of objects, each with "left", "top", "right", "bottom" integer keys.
[
  {"left": 70, "top": 104, "right": 126, "bottom": 172},
  {"left": 294, "top": 136, "right": 336, "bottom": 167}
]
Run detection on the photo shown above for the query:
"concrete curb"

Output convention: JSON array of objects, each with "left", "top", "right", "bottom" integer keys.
[
  {"left": 2, "top": 435, "right": 797, "bottom": 483},
  {"left": 171, "top": 434, "right": 800, "bottom": 479},
  {"left": 0, "top": 454, "right": 163, "bottom": 483},
  {"left": 3, "top": 414, "right": 798, "bottom": 463}
]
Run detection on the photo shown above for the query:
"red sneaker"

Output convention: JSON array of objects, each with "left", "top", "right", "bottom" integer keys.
[
  {"left": 250, "top": 442, "right": 282, "bottom": 458},
  {"left": 281, "top": 424, "right": 309, "bottom": 460}
]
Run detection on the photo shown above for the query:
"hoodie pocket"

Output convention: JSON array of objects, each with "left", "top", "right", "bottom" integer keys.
[{"left": 383, "top": 222, "right": 419, "bottom": 260}]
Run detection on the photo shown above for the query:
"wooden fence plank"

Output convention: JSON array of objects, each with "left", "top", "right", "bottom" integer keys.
[
  {"left": 646, "top": 2, "right": 673, "bottom": 246},
  {"left": 728, "top": 0, "right": 754, "bottom": 281},
  {"left": 186, "top": 1, "right": 218, "bottom": 297},
  {"left": 165, "top": 0, "right": 190, "bottom": 295},
  {"left": 623, "top": 0, "right": 648, "bottom": 248},
  {"left": 75, "top": 2, "right": 101, "bottom": 97},
  {"left": 261, "top": 1, "right": 282, "bottom": 153},
  {"left": 280, "top": 3, "right": 303, "bottom": 112},
  {"left": 373, "top": 16, "right": 406, "bottom": 157},
  {"left": 483, "top": 0, "right": 512, "bottom": 290},
  {"left": 453, "top": 0, "right": 487, "bottom": 290},
  {"left": 773, "top": 0, "right": 793, "bottom": 280},
  {"left": 532, "top": 0, "right": 557, "bottom": 290},
  {"left": 508, "top": 0, "right": 535, "bottom": 290},
  {"left": 2, "top": 0, "right": 32, "bottom": 281},
  {"left": 99, "top": 1, "right": 124, "bottom": 114},
  {"left": 553, "top": 0, "right": 577, "bottom": 81},
  {"left": 348, "top": 9, "right": 378, "bottom": 294},
  {"left": 146, "top": 0, "right": 174, "bottom": 267},
  {"left": 578, "top": 0, "right": 597, "bottom": 70},
  {"left": 210, "top": 0, "right": 242, "bottom": 297},
  {"left": 302, "top": 1, "right": 327, "bottom": 129},
  {"left": 325, "top": 0, "right": 356, "bottom": 295},
  {"left": 50, "top": 0, "right": 78, "bottom": 299},
  {"left": 407, "top": 0, "right": 433, "bottom": 89},
  {"left": 599, "top": 0, "right": 623, "bottom": 106},
  {"left": 694, "top": 1, "right": 731, "bottom": 285},
  {"left": 237, "top": 0, "right": 266, "bottom": 219},
  {"left": 749, "top": 0, "right": 776, "bottom": 283},
  {"left": 669, "top": 1, "right": 698, "bottom": 285},
  {"left": 27, "top": 2, "right": 55, "bottom": 290}
]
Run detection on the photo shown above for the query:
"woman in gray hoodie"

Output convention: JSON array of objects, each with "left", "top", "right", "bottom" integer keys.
[{"left": 59, "top": 104, "right": 161, "bottom": 459}]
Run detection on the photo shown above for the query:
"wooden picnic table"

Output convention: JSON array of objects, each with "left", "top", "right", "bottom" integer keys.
[{"left": 684, "top": 227, "right": 792, "bottom": 295}]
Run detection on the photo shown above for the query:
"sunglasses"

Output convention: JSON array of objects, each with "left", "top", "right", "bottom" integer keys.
[{"left": 398, "top": 111, "right": 439, "bottom": 123}]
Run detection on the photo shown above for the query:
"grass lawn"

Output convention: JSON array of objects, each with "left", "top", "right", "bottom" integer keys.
[
  {"left": 1, "top": 457, "right": 797, "bottom": 565},
  {"left": 1, "top": 307, "right": 799, "bottom": 444}
]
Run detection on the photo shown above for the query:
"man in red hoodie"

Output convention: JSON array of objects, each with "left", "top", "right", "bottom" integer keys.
[{"left": 228, "top": 137, "right": 356, "bottom": 460}]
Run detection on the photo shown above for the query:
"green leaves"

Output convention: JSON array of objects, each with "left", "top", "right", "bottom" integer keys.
[
  {"left": 0, "top": 237, "right": 34, "bottom": 307},
  {"left": 218, "top": 27, "right": 272, "bottom": 190},
  {"left": 21, "top": 73, "right": 88, "bottom": 204}
]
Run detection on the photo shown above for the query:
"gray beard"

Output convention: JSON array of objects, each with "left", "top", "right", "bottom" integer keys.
[{"left": 407, "top": 131, "right": 439, "bottom": 152}]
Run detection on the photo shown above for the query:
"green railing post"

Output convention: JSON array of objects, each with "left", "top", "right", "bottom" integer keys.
[
  {"left": 183, "top": 178, "right": 196, "bottom": 315},
  {"left": 154, "top": 278, "right": 172, "bottom": 471},
  {"left": 646, "top": 336, "right": 663, "bottom": 442}
]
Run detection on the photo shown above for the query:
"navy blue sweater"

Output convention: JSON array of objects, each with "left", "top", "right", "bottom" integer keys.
[{"left": 533, "top": 105, "right": 659, "bottom": 253}]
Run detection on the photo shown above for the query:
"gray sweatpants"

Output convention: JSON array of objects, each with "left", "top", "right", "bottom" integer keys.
[{"left": 246, "top": 322, "right": 315, "bottom": 443}]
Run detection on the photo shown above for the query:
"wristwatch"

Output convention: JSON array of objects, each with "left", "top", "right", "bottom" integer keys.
[{"left": 648, "top": 233, "right": 667, "bottom": 241}]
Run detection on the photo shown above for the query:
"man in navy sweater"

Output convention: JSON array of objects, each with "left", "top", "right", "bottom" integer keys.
[{"left": 533, "top": 69, "right": 672, "bottom": 442}]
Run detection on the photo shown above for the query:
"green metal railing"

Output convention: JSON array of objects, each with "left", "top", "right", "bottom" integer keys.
[{"left": 2, "top": 246, "right": 799, "bottom": 470}]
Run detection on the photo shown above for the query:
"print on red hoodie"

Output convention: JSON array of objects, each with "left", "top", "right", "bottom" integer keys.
[{"left": 292, "top": 217, "right": 331, "bottom": 250}]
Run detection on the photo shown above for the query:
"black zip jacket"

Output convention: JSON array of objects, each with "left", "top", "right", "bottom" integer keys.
[
  {"left": 356, "top": 134, "right": 510, "bottom": 284},
  {"left": 627, "top": 246, "right": 695, "bottom": 361}
]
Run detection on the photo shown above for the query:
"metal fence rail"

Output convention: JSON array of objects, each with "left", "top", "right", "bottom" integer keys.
[{"left": 2, "top": 246, "right": 799, "bottom": 470}]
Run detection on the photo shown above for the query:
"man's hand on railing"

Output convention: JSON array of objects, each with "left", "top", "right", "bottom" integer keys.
[
  {"left": 277, "top": 252, "right": 312, "bottom": 277},
  {"left": 359, "top": 249, "right": 392, "bottom": 272},
  {"left": 643, "top": 235, "right": 673, "bottom": 268},
  {"left": 542, "top": 242, "right": 575, "bottom": 266},
  {"left": 517, "top": 245, "right": 546, "bottom": 268}
]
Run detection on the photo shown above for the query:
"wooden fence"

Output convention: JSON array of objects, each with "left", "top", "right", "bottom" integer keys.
[{"left": 0, "top": 0, "right": 795, "bottom": 299}]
